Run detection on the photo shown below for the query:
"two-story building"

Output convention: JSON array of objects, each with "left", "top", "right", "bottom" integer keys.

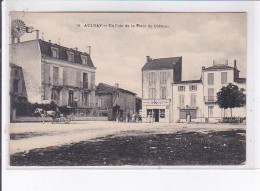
[
  {"left": 10, "top": 39, "right": 96, "bottom": 116},
  {"left": 141, "top": 56, "right": 182, "bottom": 123},
  {"left": 95, "top": 83, "right": 136, "bottom": 121},
  {"left": 172, "top": 80, "right": 204, "bottom": 123},
  {"left": 172, "top": 59, "right": 246, "bottom": 123}
]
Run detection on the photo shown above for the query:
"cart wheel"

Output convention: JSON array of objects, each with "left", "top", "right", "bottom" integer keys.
[{"left": 69, "top": 115, "right": 76, "bottom": 123}]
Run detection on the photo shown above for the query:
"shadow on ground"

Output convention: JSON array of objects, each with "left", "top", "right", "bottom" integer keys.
[{"left": 10, "top": 129, "right": 246, "bottom": 166}]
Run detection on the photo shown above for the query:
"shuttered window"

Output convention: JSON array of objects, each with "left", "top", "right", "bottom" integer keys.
[
  {"left": 149, "top": 88, "right": 156, "bottom": 99},
  {"left": 161, "top": 87, "right": 166, "bottom": 99},
  {"left": 178, "top": 86, "right": 185, "bottom": 91},
  {"left": 179, "top": 95, "right": 185, "bottom": 106},
  {"left": 149, "top": 72, "right": 155, "bottom": 83},
  {"left": 160, "top": 72, "right": 166, "bottom": 84},
  {"left": 221, "top": 72, "right": 227, "bottom": 84},
  {"left": 208, "top": 73, "right": 214, "bottom": 85},
  {"left": 191, "top": 94, "right": 196, "bottom": 106},
  {"left": 53, "top": 67, "right": 59, "bottom": 85}
]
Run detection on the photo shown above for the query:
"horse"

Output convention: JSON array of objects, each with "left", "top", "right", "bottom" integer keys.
[{"left": 34, "top": 108, "right": 58, "bottom": 124}]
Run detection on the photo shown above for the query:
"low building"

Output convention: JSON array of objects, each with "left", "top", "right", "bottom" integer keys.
[
  {"left": 95, "top": 83, "right": 136, "bottom": 121},
  {"left": 10, "top": 39, "right": 96, "bottom": 116},
  {"left": 141, "top": 56, "right": 182, "bottom": 123},
  {"left": 172, "top": 80, "right": 204, "bottom": 123}
]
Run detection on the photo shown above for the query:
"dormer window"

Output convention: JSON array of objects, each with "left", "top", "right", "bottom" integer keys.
[
  {"left": 67, "top": 51, "right": 74, "bottom": 62},
  {"left": 81, "top": 55, "right": 88, "bottom": 65},
  {"left": 51, "top": 47, "right": 59, "bottom": 58}
]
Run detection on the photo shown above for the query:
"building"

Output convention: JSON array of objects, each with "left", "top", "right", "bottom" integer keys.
[
  {"left": 172, "top": 59, "right": 246, "bottom": 123},
  {"left": 201, "top": 59, "right": 246, "bottom": 122},
  {"left": 172, "top": 79, "right": 204, "bottom": 123},
  {"left": 10, "top": 39, "right": 96, "bottom": 116},
  {"left": 95, "top": 83, "right": 136, "bottom": 121},
  {"left": 9, "top": 63, "right": 28, "bottom": 120},
  {"left": 141, "top": 56, "right": 182, "bottom": 123}
]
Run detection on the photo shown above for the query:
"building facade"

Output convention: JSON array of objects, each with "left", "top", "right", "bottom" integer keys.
[
  {"left": 10, "top": 39, "right": 96, "bottom": 116},
  {"left": 172, "top": 59, "right": 246, "bottom": 123},
  {"left": 9, "top": 63, "right": 28, "bottom": 120},
  {"left": 172, "top": 80, "right": 204, "bottom": 123},
  {"left": 141, "top": 56, "right": 182, "bottom": 123},
  {"left": 95, "top": 83, "right": 136, "bottom": 121}
]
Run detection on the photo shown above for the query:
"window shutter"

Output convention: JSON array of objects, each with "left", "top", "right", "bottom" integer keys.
[{"left": 76, "top": 70, "right": 81, "bottom": 87}]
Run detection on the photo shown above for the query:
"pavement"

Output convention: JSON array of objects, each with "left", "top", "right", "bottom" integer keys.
[{"left": 9, "top": 121, "right": 246, "bottom": 155}]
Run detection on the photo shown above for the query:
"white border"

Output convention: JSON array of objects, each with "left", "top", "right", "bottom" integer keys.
[{"left": 2, "top": 1, "right": 260, "bottom": 191}]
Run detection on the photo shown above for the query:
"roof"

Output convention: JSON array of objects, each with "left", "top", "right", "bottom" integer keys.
[
  {"left": 142, "top": 57, "right": 182, "bottom": 71},
  {"left": 38, "top": 40, "right": 95, "bottom": 68},
  {"left": 203, "top": 65, "right": 237, "bottom": 71},
  {"left": 174, "top": 79, "right": 202, "bottom": 84},
  {"left": 235, "top": 78, "right": 246, "bottom": 83},
  {"left": 96, "top": 83, "right": 136, "bottom": 95}
]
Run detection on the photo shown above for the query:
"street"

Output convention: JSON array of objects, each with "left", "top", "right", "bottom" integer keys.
[{"left": 9, "top": 122, "right": 245, "bottom": 152}]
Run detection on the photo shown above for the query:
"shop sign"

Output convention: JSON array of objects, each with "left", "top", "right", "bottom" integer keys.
[{"left": 142, "top": 99, "right": 170, "bottom": 106}]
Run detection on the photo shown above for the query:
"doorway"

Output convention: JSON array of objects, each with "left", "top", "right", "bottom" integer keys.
[
  {"left": 68, "top": 90, "right": 74, "bottom": 106},
  {"left": 153, "top": 109, "right": 159, "bottom": 122}
]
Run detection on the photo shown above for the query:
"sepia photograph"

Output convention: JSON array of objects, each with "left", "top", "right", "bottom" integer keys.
[{"left": 8, "top": 12, "right": 247, "bottom": 166}]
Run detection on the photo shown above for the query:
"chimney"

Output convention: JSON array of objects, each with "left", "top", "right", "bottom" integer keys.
[
  {"left": 234, "top": 60, "right": 237, "bottom": 68},
  {"left": 36, "top": 30, "right": 39, "bottom": 40},
  {"left": 146, "top": 56, "right": 151, "bottom": 62},
  {"left": 115, "top": 83, "right": 119, "bottom": 88}
]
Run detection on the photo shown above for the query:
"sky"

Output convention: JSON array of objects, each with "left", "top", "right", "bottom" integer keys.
[{"left": 10, "top": 12, "right": 247, "bottom": 97}]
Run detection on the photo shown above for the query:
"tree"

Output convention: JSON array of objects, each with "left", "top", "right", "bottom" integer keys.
[{"left": 216, "top": 83, "right": 246, "bottom": 118}]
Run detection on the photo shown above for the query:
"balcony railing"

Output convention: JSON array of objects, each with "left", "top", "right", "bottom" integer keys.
[{"left": 204, "top": 96, "right": 217, "bottom": 103}]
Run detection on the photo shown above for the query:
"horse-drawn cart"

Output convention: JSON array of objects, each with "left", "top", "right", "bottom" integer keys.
[{"left": 35, "top": 107, "right": 76, "bottom": 124}]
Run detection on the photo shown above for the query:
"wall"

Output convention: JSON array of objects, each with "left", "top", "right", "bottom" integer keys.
[{"left": 10, "top": 40, "right": 42, "bottom": 103}]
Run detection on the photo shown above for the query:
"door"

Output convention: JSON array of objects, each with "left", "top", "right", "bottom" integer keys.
[
  {"left": 68, "top": 90, "right": 74, "bottom": 106},
  {"left": 208, "top": 106, "right": 214, "bottom": 118},
  {"left": 154, "top": 109, "right": 159, "bottom": 122}
]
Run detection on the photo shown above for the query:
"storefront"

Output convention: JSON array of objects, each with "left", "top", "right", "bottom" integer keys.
[{"left": 142, "top": 99, "right": 171, "bottom": 123}]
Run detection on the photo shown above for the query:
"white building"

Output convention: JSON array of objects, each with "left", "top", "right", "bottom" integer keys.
[
  {"left": 172, "top": 59, "right": 246, "bottom": 123},
  {"left": 141, "top": 56, "right": 182, "bottom": 123},
  {"left": 141, "top": 56, "right": 246, "bottom": 123}
]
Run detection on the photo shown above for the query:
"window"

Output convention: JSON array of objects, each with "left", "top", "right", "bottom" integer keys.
[
  {"left": 161, "top": 87, "right": 166, "bottom": 99},
  {"left": 208, "top": 88, "right": 215, "bottom": 101},
  {"left": 97, "top": 97, "right": 102, "bottom": 108},
  {"left": 51, "top": 89, "right": 60, "bottom": 101},
  {"left": 81, "top": 56, "right": 88, "bottom": 65},
  {"left": 160, "top": 109, "right": 165, "bottom": 118},
  {"left": 208, "top": 106, "right": 214, "bottom": 117},
  {"left": 51, "top": 48, "right": 58, "bottom": 58},
  {"left": 178, "top": 86, "right": 185, "bottom": 92},
  {"left": 189, "top": 85, "right": 197, "bottom": 91},
  {"left": 83, "top": 73, "right": 89, "bottom": 89},
  {"left": 149, "top": 72, "right": 155, "bottom": 83},
  {"left": 221, "top": 72, "right": 227, "bottom": 84},
  {"left": 179, "top": 95, "right": 185, "bottom": 106},
  {"left": 208, "top": 73, "right": 214, "bottom": 85},
  {"left": 53, "top": 67, "right": 59, "bottom": 85},
  {"left": 13, "top": 79, "right": 19, "bottom": 93},
  {"left": 67, "top": 52, "right": 74, "bottom": 62},
  {"left": 149, "top": 88, "right": 156, "bottom": 99},
  {"left": 160, "top": 72, "right": 166, "bottom": 84},
  {"left": 191, "top": 94, "right": 196, "bottom": 106}
]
